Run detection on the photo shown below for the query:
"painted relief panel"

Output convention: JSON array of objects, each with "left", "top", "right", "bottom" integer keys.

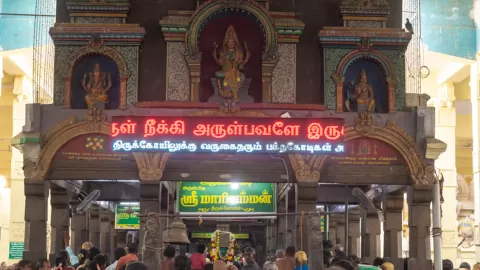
[
  {"left": 199, "top": 14, "right": 264, "bottom": 103},
  {"left": 71, "top": 54, "right": 120, "bottom": 109},
  {"left": 324, "top": 49, "right": 405, "bottom": 111},
  {"left": 53, "top": 134, "right": 130, "bottom": 162},
  {"left": 324, "top": 48, "right": 351, "bottom": 110},
  {"left": 166, "top": 42, "right": 190, "bottom": 101},
  {"left": 343, "top": 59, "right": 388, "bottom": 113},
  {"left": 54, "top": 46, "right": 138, "bottom": 107},
  {"left": 272, "top": 44, "right": 296, "bottom": 103},
  {"left": 421, "top": 0, "right": 476, "bottom": 59}
]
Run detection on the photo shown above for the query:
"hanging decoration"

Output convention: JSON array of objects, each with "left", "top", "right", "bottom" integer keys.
[{"left": 210, "top": 230, "right": 236, "bottom": 263}]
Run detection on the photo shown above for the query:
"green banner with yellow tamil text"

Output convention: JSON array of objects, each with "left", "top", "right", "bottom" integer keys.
[
  {"left": 177, "top": 182, "right": 276, "bottom": 217},
  {"left": 115, "top": 204, "right": 140, "bottom": 230}
]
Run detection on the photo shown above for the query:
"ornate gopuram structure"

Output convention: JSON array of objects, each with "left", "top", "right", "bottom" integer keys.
[{"left": 13, "top": 0, "right": 448, "bottom": 269}]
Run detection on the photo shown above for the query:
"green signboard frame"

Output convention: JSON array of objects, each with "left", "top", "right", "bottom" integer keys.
[
  {"left": 191, "top": 232, "right": 249, "bottom": 239},
  {"left": 115, "top": 204, "right": 140, "bottom": 230},
  {"left": 177, "top": 182, "right": 276, "bottom": 218},
  {"left": 8, "top": 242, "right": 24, "bottom": 259}
]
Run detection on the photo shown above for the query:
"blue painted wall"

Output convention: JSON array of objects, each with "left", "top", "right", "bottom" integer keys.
[{"left": 421, "top": 0, "right": 476, "bottom": 60}]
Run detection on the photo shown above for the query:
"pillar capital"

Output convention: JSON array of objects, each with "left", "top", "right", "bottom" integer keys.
[
  {"left": 426, "top": 137, "right": 447, "bottom": 160},
  {"left": 133, "top": 152, "right": 169, "bottom": 182},
  {"left": 384, "top": 193, "right": 404, "bottom": 213},
  {"left": 288, "top": 154, "right": 327, "bottom": 182},
  {"left": 410, "top": 187, "right": 433, "bottom": 204}
]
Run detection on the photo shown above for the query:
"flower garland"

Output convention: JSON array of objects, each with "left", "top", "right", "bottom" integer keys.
[{"left": 209, "top": 230, "right": 236, "bottom": 263}]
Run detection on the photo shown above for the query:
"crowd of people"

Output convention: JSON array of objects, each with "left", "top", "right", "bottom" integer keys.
[{"left": 2, "top": 235, "right": 480, "bottom": 270}]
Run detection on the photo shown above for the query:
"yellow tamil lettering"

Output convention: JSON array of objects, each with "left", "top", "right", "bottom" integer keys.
[
  {"left": 200, "top": 195, "right": 211, "bottom": 204},
  {"left": 259, "top": 194, "right": 273, "bottom": 204},
  {"left": 180, "top": 191, "right": 198, "bottom": 207},
  {"left": 249, "top": 195, "right": 259, "bottom": 204},
  {"left": 118, "top": 213, "right": 129, "bottom": 219},
  {"left": 220, "top": 192, "right": 229, "bottom": 204}
]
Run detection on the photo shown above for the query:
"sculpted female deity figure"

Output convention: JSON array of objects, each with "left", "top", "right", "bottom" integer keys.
[
  {"left": 345, "top": 69, "right": 376, "bottom": 112},
  {"left": 212, "top": 25, "right": 251, "bottom": 102},
  {"left": 81, "top": 62, "right": 112, "bottom": 107}
]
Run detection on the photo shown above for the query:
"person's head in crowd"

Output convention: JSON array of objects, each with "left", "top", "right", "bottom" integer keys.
[
  {"left": 460, "top": 262, "right": 472, "bottom": 270},
  {"left": 262, "top": 262, "right": 277, "bottom": 270},
  {"left": 331, "top": 259, "right": 354, "bottom": 270},
  {"left": 196, "top": 244, "right": 206, "bottom": 254},
  {"left": 127, "top": 243, "right": 138, "bottom": 255},
  {"left": 57, "top": 250, "right": 71, "bottom": 266},
  {"left": 373, "top": 258, "right": 385, "bottom": 267},
  {"left": 55, "top": 257, "right": 69, "bottom": 270},
  {"left": 36, "top": 259, "right": 49, "bottom": 270},
  {"left": 114, "top": 247, "right": 127, "bottom": 261},
  {"left": 243, "top": 247, "right": 256, "bottom": 264},
  {"left": 325, "top": 268, "right": 344, "bottom": 270},
  {"left": 125, "top": 261, "right": 147, "bottom": 270},
  {"left": 295, "top": 251, "right": 307, "bottom": 266},
  {"left": 78, "top": 249, "right": 89, "bottom": 265},
  {"left": 381, "top": 262, "right": 394, "bottom": 270},
  {"left": 473, "top": 263, "right": 480, "bottom": 270},
  {"left": 442, "top": 259, "right": 454, "bottom": 270},
  {"left": 174, "top": 255, "right": 191, "bottom": 270},
  {"left": 164, "top": 245, "right": 176, "bottom": 259},
  {"left": 204, "top": 263, "right": 213, "bottom": 270},
  {"left": 82, "top": 242, "right": 94, "bottom": 250},
  {"left": 275, "top": 249, "right": 286, "bottom": 259},
  {"left": 213, "top": 261, "right": 227, "bottom": 270},
  {"left": 285, "top": 246, "right": 295, "bottom": 258},
  {"left": 93, "top": 254, "right": 107, "bottom": 270},
  {"left": 88, "top": 247, "right": 101, "bottom": 261}
]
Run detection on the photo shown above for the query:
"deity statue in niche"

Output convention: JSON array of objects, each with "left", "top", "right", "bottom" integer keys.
[
  {"left": 345, "top": 69, "right": 376, "bottom": 112},
  {"left": 212, "top": 25, "right": 251, "bottom": 105},
  {"left": 81, "top": 62, "right": 112, "bottom": 107}
]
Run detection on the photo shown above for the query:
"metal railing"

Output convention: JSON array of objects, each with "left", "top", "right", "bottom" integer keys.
[
  {"left": 403, "top": 0, "right": 423, "bottom": 94},
  {"left": 32, "top": 0, "right": 56, "bottom": 104}
]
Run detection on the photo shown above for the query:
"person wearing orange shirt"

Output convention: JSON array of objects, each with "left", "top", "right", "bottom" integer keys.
[{"left": 115, "top": 243, "right": 139, "bottom": 270}]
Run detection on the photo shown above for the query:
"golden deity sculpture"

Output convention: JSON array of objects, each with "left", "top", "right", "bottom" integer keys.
[
  {"left": 81, "top": 62, "right": 112, "bottom": 107},
  {"left": 212, "top": 25, "right": 251, "bottom": 102},
  {"left": 345, "top": 69, "right": 376, "bottom": 112}
]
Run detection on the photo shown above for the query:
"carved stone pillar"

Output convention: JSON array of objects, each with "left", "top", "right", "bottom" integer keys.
[
  {"left": 186, "top": 57, "right": 201, "bottom": 102},
  {"left": 71, "top": 201, "right": 88, "bottom": 253},
  {"left": 383, "top": 193, "right": 404, "bottom": 270},
  {"left": 89, "top": 205, "right": 100, "bottom": 247},
  {"left": 408, "top": 187, "right": 433, "bottom": 270},
  {"left": 348, "top": 214, "right": 361, "bottom": 256},
  {"left": 99, "top": 207, "right": 110, "bottom": 254},
  {"left": 140, "top": 182, "right": 160, "bottom": 270},
  {"left": 332, "top": 74, "right": 345, "bottom": 112},
  {"left": 296, "top": 202, "right": 316, "bottom": 253},
  {"left": 307, "top": 213, "right": 324, "bottom": 270},
  {"left": 49, "top": 184, "right": 70, "bottom": 262},
  {"left": 277, "top": 199, "right": 287, "bottom": 248},
  {"left": 133, "top": 152, "right": 169, "bottom": 269},
  {"left": 109, "top": 205, "right": 116, "bottom": 259},
  {"left": 328, "top": 218, "right": 337, "bottom": 246},
  {"left": 261, "top": 60, "right": 277, "bottom": 103},
  {"left": 336, "top": 217, "right": 345, "bottom": 247},
  {"left": 117, "top": 230, "right": 127, "bottom": 248},
  {"left": 23, "top": 183, "right": 48, "bottom": 262},
  {"left": 363, "top": 214, "right": 380, "bottom": 264}
]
